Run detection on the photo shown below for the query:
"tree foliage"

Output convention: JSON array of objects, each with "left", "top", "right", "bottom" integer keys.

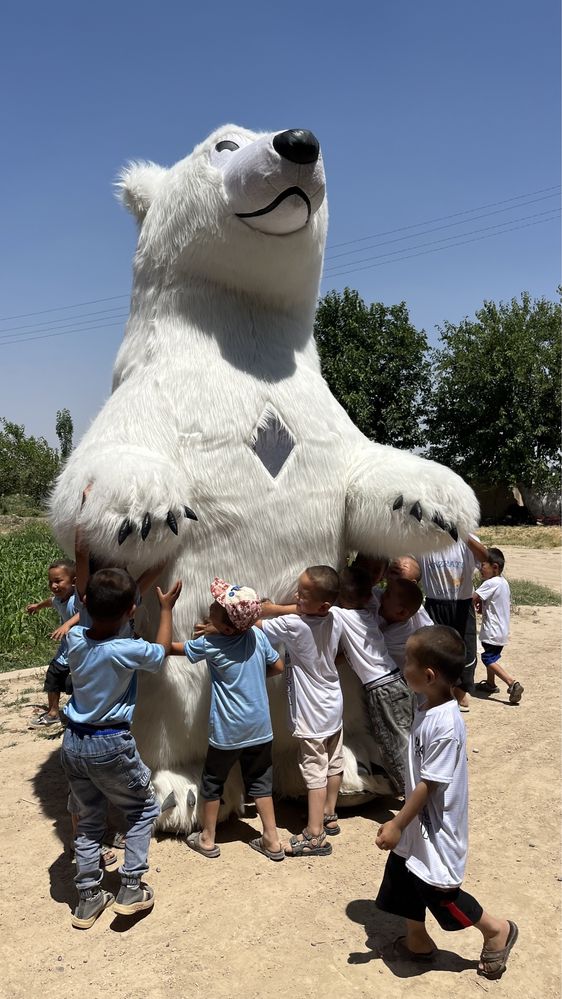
[
  {"left": 55, "top": 408, "right": 74, "bottom": 461},
  {"left": 314, "top": 288, "right": 431, "bottom": 449},
  {"left": 0, "top": 420, "right": 60, "bottom": 504},
  {"left": 426, "top": 292, "right": 561, "bottom": 490}
]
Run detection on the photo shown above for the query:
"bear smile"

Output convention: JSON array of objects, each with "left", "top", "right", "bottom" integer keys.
[{"left": 235, "top": 186, "right": 311, "bottom": 225}]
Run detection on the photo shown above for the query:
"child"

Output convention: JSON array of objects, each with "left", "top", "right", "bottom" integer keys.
[
  {"left": 60, "top": 568, "right": 182, "bottom": 929},
  {"left": 377, "top": 578, "right": 424, "bottom": 672},
  {"left": 385, "top": 555, "right": 434, "bottom": 629},
  {"left": 261, "top": 565, "right": 343, "bottom": 857},
  {"left": 334, "top": 567, "right": 414, "bottom": 796},
  {"left": 375, "top": 625, "right": 518, "bottom": 980},
  {"left": 171, "top": 578, "right": 285, "bottom": 861},
  {"left": 26, "top": 559, "right": 79, "bottom": 726},
  {"left": 473, "top": 547, "right": 523, "bottom": 704}
]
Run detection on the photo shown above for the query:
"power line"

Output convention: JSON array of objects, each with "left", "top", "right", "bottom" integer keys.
[
  {"left": 0, "top": 294, "right": 129, "bottom": 324},
  {"left": 326, "top": 185, "right": 561, "bottom": 251},
  {"left": 321, "top": 215, "right": 558, "bottom": 282},
  {"left": 324, "top": 193, "right": 560, "bottom": 262},
  {"left": 0, "top": 320, "right": 127, "bottom": 349},
  {"left": 0, "top": 304, "right": 132, "bottom": 335},
  {"left": 0, "top": 313, "right": 129, "bottom": 345}
]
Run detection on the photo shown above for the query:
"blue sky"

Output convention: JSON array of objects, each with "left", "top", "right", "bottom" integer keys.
[{"left": 1, "top": 0, "right": 559, "bottom": 447}]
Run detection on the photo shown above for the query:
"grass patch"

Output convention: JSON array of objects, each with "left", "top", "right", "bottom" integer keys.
[
  {"left": 509, "top": 578, "right": 561, "bottom": 606},
  {"left": 478, "top": 525, "right": 561, "bottom": 549}
]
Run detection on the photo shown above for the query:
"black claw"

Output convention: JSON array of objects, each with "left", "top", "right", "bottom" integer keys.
[
  {"left": 166, "top": 510, "right": 178, "bottom": 535},
  {"left": 117, "top": 519, "right": 133, "bottom": 546},
  {"left": 449, "top": 525, "right": 459, "bottom": 542},
  {"left": 160, "top": 791, "right": 177, "bottom": 812},
  {"left": 432, "top": 513, "right": 447, "bottom": 531},
  {"left": 141, "top": 512, "right": 152, "bottom": 540},
  {"left": 187, "top": 789, "right": 196, "bottom": 808},
  {"left": 410, "top": 501, "right": 423, "bottom": 522},
  {"left": 183, "top": 505, "right": 198, "bottom": 522},
  {"left": 392, "top": 495, "right": 403, "bottom": 511}
]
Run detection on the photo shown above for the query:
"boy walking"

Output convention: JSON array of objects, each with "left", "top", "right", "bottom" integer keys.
[
  {"left": 27, "top": 559, "right": 79, "bottom": 726},
  {"left": 173, "top": 578, "right": 284, "bottom": 860},
  {"left": 61, "top": 569, "right": 182, "bottom": 928},
  {"left": 261, "top": 565, "right": 343, "bottom": 857},
  {"left": 375, "top": 625, "right": 518, "bottom": 980},
  {"left": 473, "top": 547, "right": 523, "bottom": 704}
]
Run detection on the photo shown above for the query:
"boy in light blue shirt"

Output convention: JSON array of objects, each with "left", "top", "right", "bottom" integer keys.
[
  {"left": 171, "top": 577, "right": 285, "bottom": 862},
  {"left": 26, "top": 559, "right": 79, "bottom": 726},
  {"left": 60, "top": 567, "right": 182, "bottom": 929}
]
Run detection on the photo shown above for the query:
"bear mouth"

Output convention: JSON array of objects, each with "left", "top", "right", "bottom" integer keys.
[{"left": 235, "top": 187, "right": 311, "bottom": 224}]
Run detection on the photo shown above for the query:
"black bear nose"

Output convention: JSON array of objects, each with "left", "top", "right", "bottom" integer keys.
[{"left": 272, "top": 129, "right": 320, "bottom": 165}]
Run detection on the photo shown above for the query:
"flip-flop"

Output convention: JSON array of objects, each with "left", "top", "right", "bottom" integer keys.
[
  {"left": 186, "top": 831, "right": 221, "bottom": 859},
  {"left": 389, "top": 936, "right": 438, "bottom": 963},
  {"left": 100, "top": 845, "right": 119, "bottom": 869},
  {"left": 249, "top": 837, "right": 285, "bottom": 862},
  {"left": 478, "top": 920, "right": 519, "bottom": 980},
  {"left": 29, "top": 712, "right": 60, "bottom": 727},
  {"left": 476, "top": 680, "right": 499, "bottom": 694}
]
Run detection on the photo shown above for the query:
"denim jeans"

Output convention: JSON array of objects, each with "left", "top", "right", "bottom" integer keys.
[
  {"left": 365, "top": 678, "right": 415, "bottom": 796},
  {"left": 60, "top": 728, "right": 160, "bottom": 893}
]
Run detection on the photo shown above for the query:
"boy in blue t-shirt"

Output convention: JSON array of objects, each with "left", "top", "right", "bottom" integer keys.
[
  {"left": 171, "top": 577, "right": 285, "bottom": 862},
  {"left": 26, "top": 558, "right": 79, "bottom": 726},
  {"left": 60, "top": 568, "right": 182, "bottom": 929}
]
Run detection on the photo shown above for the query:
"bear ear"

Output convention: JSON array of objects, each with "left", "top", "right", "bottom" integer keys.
[{"left": 115, "top": 161, "right": 168, "bottom": 221}]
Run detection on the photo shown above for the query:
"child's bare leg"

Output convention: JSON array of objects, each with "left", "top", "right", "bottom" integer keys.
[
  {"left": 71, "top": 812, "right": 78, "bottom": 838},
  {"left": 254, "top": 795, "right": 282, "bottom": 852},
  {"left": 452, "top": 686, "right": 470, "bottom": 708},
  {"left": 306, "top": 786, "right": 327, "bottom": 836},
  {"left": 475, "top": 912, "right": 511, "bottom": 971},
  {"left": 488, "top": 662, "right": 515, "bottom": 688},
  {"left": 46, "top": 691, "right": 60, "bottom": 719},
  {"left": 324, "top": 772, "right": 342, "bottom": 830},
  {"left": 404, "top": 918, "right": 437, "bottom": 955},
  {"left": 199, "top": 799, "right": 221, "bottom": 850}
]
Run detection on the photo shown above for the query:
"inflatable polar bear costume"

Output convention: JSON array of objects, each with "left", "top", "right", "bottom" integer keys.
[{"left": 50, "top": 125, "right": 479, "bottom": 832}]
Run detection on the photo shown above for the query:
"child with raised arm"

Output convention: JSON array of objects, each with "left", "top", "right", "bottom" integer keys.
[
  {"left": 171, "top": 578, "right": 285, "bottom": 861},
  {"left": 473, "top": 547, "right": 522, "bottom": 704},
  {"left": 332, "top": 567, "right": 414, "bottom": 797},
  {"left": 375, "top": 625, "right": 518, "bottom": 980},
  {"left": 377, "top": 577, "right": 425, "bottom": 672},
  {"left": 26, "top": 559, "right": 79, "bottom": 726},
  {"left": 261, "top": 565, "right": 343, "bottom": 857},
  {"left": 60, "top": 569, "right": 182, "bottom": 929}
]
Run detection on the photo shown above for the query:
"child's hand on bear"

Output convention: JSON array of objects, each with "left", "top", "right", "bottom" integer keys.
[{"left": 157, "top": 580, "right": 183, "bottom": 610}]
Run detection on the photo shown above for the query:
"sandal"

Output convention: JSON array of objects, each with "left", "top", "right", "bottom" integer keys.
[
  {"left": 104, "top": 831, "right": 126, "bottom": 850},
  {"left": 478, "top": 920, "right": 518, "bottom": 980},
  {"left": 29, "top": 712, "right": 60, "bottom": 727},
  {"left": 323, "top": 813, "right": 341, "bottom": 837},
  {"left": 285, "top": 828, "right": 332, "bottom": 857},
  {"left": 508, "top": 682, "right": 524, "bottom": 705},
  {"left": 100, "top": 845, "right": 119, "bottom": 869},
  {"left": 186, "top": 831, "right": 221, "bottom": 858},
  {"left": 389, "top": 936, "right": 437, "bottom": 963},
  {"left": 476, "top": 680, "right": 499, "bottom": 694},
  {"left": 249, "top": 837, "right": 285, "bottom": 862}
]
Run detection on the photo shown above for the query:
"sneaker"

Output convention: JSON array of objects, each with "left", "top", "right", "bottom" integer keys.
[
  {"left": 113, "top": 881, "right": 154, "bottom": 916},
  {"left": 508, "top": 682, "right": 524, "bottom": 705},
  {"left": 71, "top": 888, "right": 114, "bottom": 929},
  {"left": 29, "top": 712, "right": 60, "bottom": 727}
]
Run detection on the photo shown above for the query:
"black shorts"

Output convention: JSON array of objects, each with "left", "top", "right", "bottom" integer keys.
[
  {"left": 375, "top": 852, "right": 483, "bottom": 931},
  {"left": 44, "top": 660, "right": 73, "bottom": 695},
  {"left": 200, "top": 741, "right": 273, "bottom": 801}
]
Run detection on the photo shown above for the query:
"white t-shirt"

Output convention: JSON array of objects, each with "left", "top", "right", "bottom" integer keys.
[
  {"left": 262, "top": 612, "right": 343, "bottom": 739},
  {"left": 475, "top": 575, "right": 511, "bottom": 646},
  {"left": 331, "top": 606, "right": 398, "bottom": 688},
  {"left": 421, "top": 540, "right": 477, "bottom": 601},
  {"left": 394, "top": 698, "right": 468, "bottom": 888},
  {"left": 412, "top": 605, "right": 434, "bottom": 629}
]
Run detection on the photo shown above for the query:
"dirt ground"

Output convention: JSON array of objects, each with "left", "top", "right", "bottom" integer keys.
[{"left": 1, "top": 549, "right": 560, "bottom": 999}]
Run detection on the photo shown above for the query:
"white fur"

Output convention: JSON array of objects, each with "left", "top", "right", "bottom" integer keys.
[{"left": 49, "top": 125, "right": 478, "bottom": 831}]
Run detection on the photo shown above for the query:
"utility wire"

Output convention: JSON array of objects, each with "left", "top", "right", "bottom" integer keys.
[
  {"left": 0, "top": 320, "right": 127, "bottom": 349},
  {"left": 322, "top": 215, "right": 558, "bottom": 282},
  {"left": 0, "top": 305, "right": 132, "bottom": 335}
]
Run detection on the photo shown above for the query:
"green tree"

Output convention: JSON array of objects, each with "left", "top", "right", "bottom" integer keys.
[
  {"left": 0, "top": 420, "right": 60, "bottom": 504},
  {"left": 314, "top": 288, "right": 431, "bottom": 449},
  {"left": 55, "top": 408, "right": 74, "bottom": 461},
  {"left": 426, "top": 292, "right": 561, "bottom": 491}
]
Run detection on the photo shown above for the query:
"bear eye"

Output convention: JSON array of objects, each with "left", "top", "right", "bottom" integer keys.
[{"left": 215, "top": 140, "right": 239, "bottom": 152}]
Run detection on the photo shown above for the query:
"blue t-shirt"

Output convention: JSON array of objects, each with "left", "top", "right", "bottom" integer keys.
[
  {"left": 184, "top": 627, "right": 279, "bottom": 750},
  {"left": 51, "top": 591, "right": 81, "bottom": 665},
  {"left": 65, "top": 626, "right": 165, "bottom": 725}
]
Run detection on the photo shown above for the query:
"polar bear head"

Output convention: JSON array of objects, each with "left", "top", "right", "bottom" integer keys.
[{"left": 117, "top": 125, "right": 328, "bottom": 308}]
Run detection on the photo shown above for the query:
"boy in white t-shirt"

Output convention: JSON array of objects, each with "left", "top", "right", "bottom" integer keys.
[
  {"left": 473, "top": 548, "right": 523, "bottom": 705},
  {"left": 333, "top": 567, "right": 414, "bottom": 796},
  {"left": 375, "top": 625, "right": 518, "bottom": 981},
  {"left": 261, "top": 566, "right": 343, "bottom": 858}
]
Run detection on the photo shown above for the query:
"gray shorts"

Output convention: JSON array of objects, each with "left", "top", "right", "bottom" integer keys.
[{"left": 365, "top": 678, "right": 415, "bottom": 796}]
